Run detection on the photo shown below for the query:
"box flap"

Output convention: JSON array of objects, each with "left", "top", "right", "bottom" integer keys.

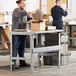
[{"left": 30, "top": 20, "right": 43, "bottom": 23}]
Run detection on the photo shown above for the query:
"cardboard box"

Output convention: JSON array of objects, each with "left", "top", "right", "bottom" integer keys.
[
  {"left": 42, "top": 15, "right": 49, "bottom": 21},
  {"left": 32, "top": 9, "right": 43, "bottom": 20},
  {"left": 30, "top": 20, "right": 46, "bottom": 31},
  {"left": 1, "top": 26, "right": 10, "bottom": 50},
  {"left": 46, "top": 26, "right": 56, "bottom": 30},
  {"left": 72, "top": 32, "right": 76, "bottom": 38},
  {"left": 0, "top": 13, "right": 4, "bottom": 24}
]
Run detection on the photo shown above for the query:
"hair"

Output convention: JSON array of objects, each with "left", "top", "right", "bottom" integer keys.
[
  {"left": 56, "top": 0, "right": 60, "bottom": 3},
  {"left": 16, "top": 0, "right": 25, "bottom": 4}
]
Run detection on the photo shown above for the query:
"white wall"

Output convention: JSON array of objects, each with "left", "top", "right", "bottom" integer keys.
[
  {"left": 65, "top": 0, "right": 76, "bottom": 20},
  {"left": 5, "top": 0, "right": 17, "bottom": 12},
  {"left": 0, "top": 0, "right": 40, "bottom": 12},
  {"left": 70, "top": 0, "right": 76, "bottom": 19},
  {"left": 25, "top": 0, "right": 40, "bottom": 12},
  {"left": 0, "top": 0, "right": 17, "bottom": 12}
]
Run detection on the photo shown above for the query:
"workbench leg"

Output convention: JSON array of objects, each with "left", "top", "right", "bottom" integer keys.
[
  {"left": 58, "top": 33, "right": 61, "bottom": 68},
  {"left": 38, "top": 34, "right": 41, "bottom": 67},
  {"left": 38, "top": 53, "right": 41, "bottom": 67},
  {"left": 30, "top": 35, "right": 34, "bottom": 72},
  {"left": 69, "top": 26, "right": 72, "bottom": 47},
  {"left": 58, "top": 50, "right": 60, "bottom": 68},
  {"left": 10, "top": 35, "right": 13, "bottom": 71}
]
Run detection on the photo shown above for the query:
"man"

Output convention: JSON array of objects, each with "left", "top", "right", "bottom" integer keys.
[
  {"left": 12, "top": 0, "right": 35, "bottom": 69},
  {"left": 51, "top": 0, "right": 68, "bottom": 29}
]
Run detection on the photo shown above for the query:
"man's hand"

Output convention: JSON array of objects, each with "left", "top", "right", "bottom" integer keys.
[
  {"left": 65, "top": 8, "right": 68, "bottom": 12},
  {"left": 27, "top": 11, "right": 36, "bottom": 15},
  {"left": 31, "top": 11, "right": 36, "bottom": 15}
]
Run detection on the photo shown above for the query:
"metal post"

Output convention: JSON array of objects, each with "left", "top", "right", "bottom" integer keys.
[
  {"left": 10, "top": 35, "right": 13, "bottom": 71},
  {"left": 58, "top": 33, "right": 61, "bottom": 68},
  {"left": 69, "top": 25, "right": 72, "bottom": 47},
  {"left": 0, "top": 27, "right": 1, "bottom": 48},
  {"left": 30, "top": 34, "right": 34, "bottom": 72},
  {"left": 38, "top": 34, "right": 41, "bottom": 67}
]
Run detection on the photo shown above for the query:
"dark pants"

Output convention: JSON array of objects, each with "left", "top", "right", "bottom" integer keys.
[{"left": 13, "top": 35, "right": 26, "bottom": 65}]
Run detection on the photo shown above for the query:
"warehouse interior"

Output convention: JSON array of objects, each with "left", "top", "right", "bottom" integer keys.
[{"left": 0, "top": 0, "right": 76, "bottom": 76}]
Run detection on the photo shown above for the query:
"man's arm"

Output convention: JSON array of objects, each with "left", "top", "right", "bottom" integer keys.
[
  {"left": 51, "top": 8, "right": 53, "bottom": 17},
  {"left": 13, "top": 9, "right": 27, "bottom": 25},
  {"left": 27, "top": 15, "right": 32, "bottom": 21},
  {"left": 60, "top": 8, "right": 68, "bottom": 17},
  {"left": 13, "top": 9, "right": 27, "bottom": 18},
  {"left": 27, "top": 11, "right": 36, "bottom": 15},
  {"left": 13, "top": 9, "right": 35, "bottom": 25}
]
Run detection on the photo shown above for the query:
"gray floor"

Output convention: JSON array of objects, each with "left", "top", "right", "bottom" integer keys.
[{"left": 0, "top": 48, "right": 76, "bottom": 76}]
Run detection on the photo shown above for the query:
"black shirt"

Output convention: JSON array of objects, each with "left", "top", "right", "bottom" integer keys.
[{"left": 51, "top": 5, "right": 67, "bottom": 29}]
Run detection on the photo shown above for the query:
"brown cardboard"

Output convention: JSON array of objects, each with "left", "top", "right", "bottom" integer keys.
[
  {"left": 32, "top": 9, "right": 43, "bottom": 20},
  {"left": 72, "top": 32, "right": 76, "bottom": 38},
  {"left": 1, "top": 26, "right": 10, "bottom": 50},
  {"left": 0, "top": 13, "right": 4, "bottom": 24},
  {"left": 46, "top": 26, "right": 56, "bottom": 30},
  {"left": 42, "top": 15, "right": 49, "bottom": 21},
  {"left": 30, "top": 20, "right": 46, "bottom": 31}
]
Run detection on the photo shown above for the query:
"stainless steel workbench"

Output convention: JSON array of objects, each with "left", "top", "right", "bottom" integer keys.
[{"left": 9, "top": 30, "right": 63, "bottom": 72}]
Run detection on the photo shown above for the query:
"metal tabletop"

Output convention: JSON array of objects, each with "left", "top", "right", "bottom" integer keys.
[{"left": 9, "top": 30, "right": 63, "bottom": 35}]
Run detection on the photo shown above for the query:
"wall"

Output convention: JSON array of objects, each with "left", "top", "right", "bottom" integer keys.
[
  {"left": 25, "top": 0, "right": 40, "bottom": 11},
  {"left": 0, "top": 0, "right": 17, "bottom": 12},
  {"left": 64, "top": 0, "right": 76, "bottom": 20},
  {"left": 0, "top": 0, "right": 76, "bottom": 24},
  {"left": 0, "top": 0, "right": 40, "bottom": 12}
]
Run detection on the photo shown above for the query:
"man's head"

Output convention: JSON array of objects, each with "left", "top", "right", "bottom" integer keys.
[
  {"left": 56, "top": 0, "right": 61, "bottom": 6},
  {"left": 16, "top": 0, "right": 25, "bottom": 9}
]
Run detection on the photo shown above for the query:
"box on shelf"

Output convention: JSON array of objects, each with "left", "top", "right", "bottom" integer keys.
[
  {"left": 0, "top": 13, "right": 4, "bottom": 24},
  {"left": 72, "top": 32, "right": 76, "bottom": 38},
  {"left": 46, "top": 26, "right": 56, "bottom": 30},
  {"left": 1, "top": 26, "right": 10, "bottom": 50},
  {"left": 42, "top": 15, "right": 49, "bottom": 21},
  {"left": 30, "top": 20, "right": 47, "bottom": 31}
]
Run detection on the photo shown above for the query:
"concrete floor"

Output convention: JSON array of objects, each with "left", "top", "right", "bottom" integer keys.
[{"left": 0, "top": 48, "right": 76, "bottom": 76}]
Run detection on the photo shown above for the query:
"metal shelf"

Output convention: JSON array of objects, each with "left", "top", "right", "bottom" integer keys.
[{"left": 69, "top": 37, "right": 76, "bottom": 40}]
